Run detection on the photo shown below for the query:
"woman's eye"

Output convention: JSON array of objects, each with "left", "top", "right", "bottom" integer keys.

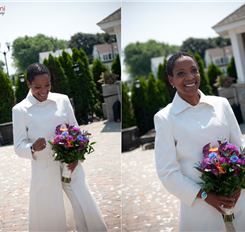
[
  {"left": 192, "top": 68, "right": 198, "bottom": 73},
  {"left": 177, "top": 71, "right": 185, "bottom": 76},
  {"left": 35, "top": 87, "right": 40, "bottom": 89}
]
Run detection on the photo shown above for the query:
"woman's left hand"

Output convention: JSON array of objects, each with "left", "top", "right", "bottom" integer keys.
[{"left": 67, "top": 160, "right": 78, "bottom": 173}]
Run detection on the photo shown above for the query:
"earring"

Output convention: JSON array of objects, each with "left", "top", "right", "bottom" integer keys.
[{"left": 172, "top": 85, "right": 175, "bottom": 88}]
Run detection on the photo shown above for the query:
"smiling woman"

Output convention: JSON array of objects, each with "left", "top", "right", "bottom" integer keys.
[
  {"left": 12, "top": 63, "right": 107, "bottom": 232},
  {"left": 154, "top": 52, "right": 245, "bottom": 232}
]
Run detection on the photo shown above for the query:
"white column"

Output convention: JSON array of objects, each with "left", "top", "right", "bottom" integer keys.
[
  {"left": 114, "top": 25, "right": 121, "bottom": 63},
  {"left": 229, "top": 29, "right": 245, "bottom": 83}
]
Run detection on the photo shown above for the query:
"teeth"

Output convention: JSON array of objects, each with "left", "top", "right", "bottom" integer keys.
[{"left": 186, "top": 83, "right": 195, "bottom": 87}]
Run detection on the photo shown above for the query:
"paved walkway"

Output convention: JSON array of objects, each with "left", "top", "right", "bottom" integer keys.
[
  {"left": 122, "top": 123, "right": 245, "bottom": 232},
  {"left": 0, "top": 120, "right": 121, "bottom": 232}
]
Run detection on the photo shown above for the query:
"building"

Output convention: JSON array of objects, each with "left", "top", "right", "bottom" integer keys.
[
  {"left": 204, "top": 46, "right": 233, "bottom": 74},
  {"left": 97, "top": 8, "right": 121, "bottom": 62},
  {"left": 92, "top": 42, "right": 118, "bottom": 70},
  {"left": 212, "top": 4, "right": 245, "bottom": 83},
  {"left": 151, "top": 55, "right": 172, "bottom": 78},
  {"left": 39, "top": 48, "right": 72, "bottom": 64}
]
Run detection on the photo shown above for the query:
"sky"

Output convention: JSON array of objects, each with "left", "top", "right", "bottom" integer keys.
[
  {"left": 121, "top": 1, "right": 245, "bottom": 81},
  {"left": 0, "top": 1, "right": 121, "bottom": 75}
]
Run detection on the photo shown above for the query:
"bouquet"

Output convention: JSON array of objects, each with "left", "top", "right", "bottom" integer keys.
[
  {"left": 195, "top": 140, "right": 245, "bottom": 222},
  {"left": 48, "top": 123, "right": 96, "bottom": 183}
]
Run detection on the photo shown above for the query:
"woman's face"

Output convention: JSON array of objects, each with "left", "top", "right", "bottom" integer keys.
[
  {"left": 168, "top": 56, "right": 200, "bottom": 103},
  {"left": 27, "top": 74, "right": 51, "bottom": 102}
]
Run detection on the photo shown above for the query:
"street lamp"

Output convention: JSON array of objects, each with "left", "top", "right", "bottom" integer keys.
[
  {"left": 134, "top": 79, "right": 149, "bottom": 133},
  {"left": 0, "top": 41, "right": 11, "bottom": 77},
  {"left": 72, "top": 63, "right": 88, "bottom": 124},
  {"left": 19, "top": 74, "right": 27, "bottom": 97}
]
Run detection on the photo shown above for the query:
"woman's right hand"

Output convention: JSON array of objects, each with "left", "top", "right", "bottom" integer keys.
[
  {"left": 197, "top": 189, "right": 235, "bottom": 215},
  {"left": 33, "top": 138, "right": 46, "bottom": 152}
]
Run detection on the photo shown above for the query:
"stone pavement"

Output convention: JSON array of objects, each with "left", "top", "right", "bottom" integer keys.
[
  {"left": 122, "top": 123, "right": 245, "bottom": 232},
  {"left": 0, "top": 120, "right": 121, "bottom": 232}
]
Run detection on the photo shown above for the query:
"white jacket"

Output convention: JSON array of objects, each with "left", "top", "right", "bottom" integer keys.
[
  {"left": 154, "top": 90, "right": 245, "bottom": 232},
  {"left": 12, "top": 90, "right": 107, "bottom": 232}
]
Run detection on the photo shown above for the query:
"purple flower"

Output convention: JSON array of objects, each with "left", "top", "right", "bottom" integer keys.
[
  {"left": 62, "top": 131, "right": 69, "bottom": 136},
  {"left": 68, "top": 135, "right": 75, "bottom": 141},
  {"left": 203, "top": 143, "right": 210, "bottom": 158},
  {"left": 226, "top": 145, "right": 239, "bottom": 156},
  {"left": 77, "top": 135, "right": 83, "bottom": 140},
  {"left": 55, "top": 124, "right": 62, "bottom": 135},
  {"left": 66, "top": 123, "right": 75, "bottom": 132},
  {"left": 218, "top": 141, "right": 227, "bottom": 154},
  {"left": 204, "top": 163, "right": 219, "bottom": 176},
  {"left": 81, "top": 138, "right": 87, "bottom": 143},
  {"left": 55, "top": 135, "right": 63, "bottom": 144},
  {"left": 209, "top": 152, "right": 218, "bottom": 161},
  {"left": 201, "top": 158, "right": 211, "bottom": 169},
  {"left": 230, "top": 155, "right": 239, "bottom": 163},
  {"left": 219, "top": 157, "right": 229, "bottom": 165},
  {"left": 233, "top": 166, "right": 241, "bottom": 176},
  {"left": 72, "top": 127, "right": 82, "bottom": 135},
  {"left": 238, "top": 158, "right": 245, "bottom": 166}
]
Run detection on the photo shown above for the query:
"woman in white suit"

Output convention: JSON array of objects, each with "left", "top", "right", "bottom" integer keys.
[
  {"left": 154, "top": 52, "right": 245, "bottom": 231},
  {"left": 12, "top": 63, "right": 107, "bottom": 232}
]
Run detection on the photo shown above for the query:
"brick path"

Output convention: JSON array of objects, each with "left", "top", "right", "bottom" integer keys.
[
  {"left": 0, "top": 120, "right": 121, "bottom": 232},
  {"left": 122, "top": 148, "right": 179, "bottom": 232}
]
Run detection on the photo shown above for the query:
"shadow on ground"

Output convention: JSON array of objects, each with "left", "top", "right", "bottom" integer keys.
[{"left": 101, "top": 121, "right": 121, "bottom": 133}]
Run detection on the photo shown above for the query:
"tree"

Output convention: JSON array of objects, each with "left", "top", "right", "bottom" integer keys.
[
  {"left": 15, "top": 72, "right": 28, "bottom": 103},
  {"left": 111, "top": 53, "right": 121, "bottom": 79},
  {"left": 43, "top": 54, "right": 69, "bottom": 95},
  {"left": 68, "top": 32, "right": 116, "bottom": 58},
  {"left": 72, "top": 47, "right": 102, "bottom": 119},
  {"left": 157, "top": 58, "right": 176, "bottom": 101},
  {"left": 92, "top": 59, "right": 108, "bottom": 103},
  {"left": 0, "top": 70, "right": 15, "bottom": 123},
  {"left": 0, "top": 60, "right": 4, "bottom": 71},
  {"left": 131, "top": 77, "right": 148, "bottom": 135},
  {"left": 181, "top": 38, "right": 216, "bottom": 63},
  {"left": 58, "top": 50, "right": 84, "bottom": 123},
  {"left": 227, "top": 56, "right": 238, "bottom": 81},
  {"left": 12, "top": 34, "right": 67, "bottom": 71},
  {"left": 207, "top": 62, "right": 223, "bottom": 95},
  {"left": 122, "top": 82, "right": 135, "bottom": 129},
  {"left": 189, "top": 52, "right": 212, "bottom": 95},
  {"left": 124, "top": 40, "right": 179, "bottom": 78}
]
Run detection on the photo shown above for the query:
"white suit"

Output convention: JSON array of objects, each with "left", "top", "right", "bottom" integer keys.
[
  {"left": 154, "top": 90, "right": 245, "bottom": 232},
  {"left": 12, "top": 90, "right": 107, "bottom": 232}
]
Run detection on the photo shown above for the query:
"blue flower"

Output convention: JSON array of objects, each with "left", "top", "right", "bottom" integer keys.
[
  {"left": 61, "top": 131, "right": 69, "bottom": 136},
  {"left": 77, "top": 135, "right": 83, "bottom": 140},
  {"left": 209, "top": 152, "right": 218, "bottom": 161},
  {"left": 230, "top": 155, "right": 239, "bottom": 163}
]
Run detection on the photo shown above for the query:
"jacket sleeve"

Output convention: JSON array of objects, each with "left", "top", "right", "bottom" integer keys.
[
  {"left": 12, "top": 106, "right": 36, "bottom": 161},
  {"left": 223, "top": 98, "right": 245, "bottom": 149},
  {"left": 154, "top": 113, "right": 201, "bottom": 207}
]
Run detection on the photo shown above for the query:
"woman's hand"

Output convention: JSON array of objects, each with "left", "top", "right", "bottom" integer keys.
[
  {"left": 197, "top": 189, "right": 235, "bottom": 215},
  {"left": 67, "top": 160, "right": 78, "bottom": 173},
  {"left": 232, "top": 188, "right": 241, "bottom": 206},
  {"left": 33, "top": 138, "right": 46, "bottom": 152}
]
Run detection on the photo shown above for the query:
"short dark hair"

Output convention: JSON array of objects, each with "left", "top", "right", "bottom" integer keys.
[
  {"left": 26, "top": 63, "right": 51, "bottom": 83},
  {"left": 166, "top": 52, "right": 198, "bottom": 77}
]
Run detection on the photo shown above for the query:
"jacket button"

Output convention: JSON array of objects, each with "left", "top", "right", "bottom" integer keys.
[
  {"left": 216, "top": 123, "right": 221, "bottom": 127},
  {"left": 212, "top": 113, "right": 216, "bottom": 117}
]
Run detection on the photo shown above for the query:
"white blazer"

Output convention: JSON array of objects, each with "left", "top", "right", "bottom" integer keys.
[
  {"left": 154, "top": 90, "right": 245, "bottom": 232},
  {"left": 12, "top": 90, "right": 107, "bottom": 232}
]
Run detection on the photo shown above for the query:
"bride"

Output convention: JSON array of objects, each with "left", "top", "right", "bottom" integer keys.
[{"left": 12, "top": 63, "right": 107, "bottom": 232}]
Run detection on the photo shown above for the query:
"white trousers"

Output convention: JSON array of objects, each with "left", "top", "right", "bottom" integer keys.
[{"left": 62, "top": 182, "right": 88, "bottom": 232}]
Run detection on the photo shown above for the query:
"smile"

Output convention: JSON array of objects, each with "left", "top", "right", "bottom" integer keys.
[
  {"left": 39, "top": 93, "right": 48, "bottom": 97},
  {"left": 185, "top": 82, "right": 196, "bottom": 87}
]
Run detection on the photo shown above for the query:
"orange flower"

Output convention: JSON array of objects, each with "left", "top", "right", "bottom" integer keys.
[
  {"left": 216, "top": 162, "right": 226, "bottom": 174},
  {"left": 53, "top": 142, "right": 56, "bottom": 145},
  {"left": 209, "top": 147, "right": 218, "bottom": 153},
  {"left": 60, "top": 128, "right": 68, "bottom": 132},
  {"left": 67, "top": 139, "right": 74, "bottom": 147}
]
